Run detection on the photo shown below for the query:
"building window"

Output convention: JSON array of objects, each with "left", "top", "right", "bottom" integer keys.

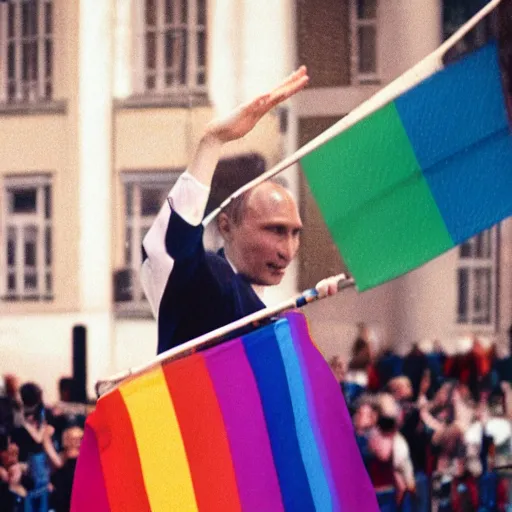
[
  {"left": 115, "top": 172, "right": 179, "bottom": 313},
  {"left": 457, "top": 228, "right": 498, "bottom": 327},
  {"left": 0, "top": 0, "right": 53, "bottom": 104},
  {"left": 351, "top": 0, "right": 379, "bottom": 84},
  {"left": 2, "top": 176, "right": 53, "bottom": 301},
  {"left": 443, "top": 0, "right": 495, "bottom": 63},
  {"left": 135, "top": 0, "right": 207, "bottom": 95}
]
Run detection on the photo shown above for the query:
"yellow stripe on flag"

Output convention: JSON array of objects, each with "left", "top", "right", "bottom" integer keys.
[{"left": 119, "top": 365, "right": 198, "bottom": 512}]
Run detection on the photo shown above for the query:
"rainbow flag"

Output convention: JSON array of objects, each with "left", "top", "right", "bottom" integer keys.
[
  {"left": 71, "top": 311, "right": 377, "bottom": 512},
  {"left": 301, "top": 41, "right": 512, "bottom": 291}
]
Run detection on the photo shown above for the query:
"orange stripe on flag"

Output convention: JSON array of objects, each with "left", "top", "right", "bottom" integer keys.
[
  {"left": 163, "top": 354, "right": 242, "bottom": 512},
  {"left": 89, "top": 390, "right": 151, "bottom": 512}
]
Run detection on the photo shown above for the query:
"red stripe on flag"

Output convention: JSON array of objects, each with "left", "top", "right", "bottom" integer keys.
[
  {"left": 162, "top": 353, "right": 242, "bottom": 512},
  {"left": 89, "top": 389, "right": 152, "bottom": 512}
]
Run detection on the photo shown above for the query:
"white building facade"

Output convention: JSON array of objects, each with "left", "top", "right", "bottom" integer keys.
[{"left": 0, "top": 0, "right": 510, "bottom": 401}]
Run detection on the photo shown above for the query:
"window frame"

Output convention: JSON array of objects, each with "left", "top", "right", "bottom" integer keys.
[
  {"left": 0, "top": 0, "right": 53, "bottom": 105},
  {"left": 116, "top": 171, "right": 181, "bottom": 315},
  {"left": 350, "top": 0, "right": 380, "bottom": 84},
  {"left": 1, "top": 174, "right": 53, "bottom": 302},
  {"left": 132, "top": 0, "right": 207, "bottom": 97},
  {"left": 456, "top": 227, "right": 499, "bottom": 331}
]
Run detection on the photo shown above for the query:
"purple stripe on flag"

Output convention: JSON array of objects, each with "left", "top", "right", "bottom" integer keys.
[
  {"left": 287, "top": 312, "right": 379, "bottom": 512},
  {"left": 71, "top": 424, "right": 111, "bottom": 512},
  {"left": 204, "top": 339, "right": 285, "bottom": 512}
]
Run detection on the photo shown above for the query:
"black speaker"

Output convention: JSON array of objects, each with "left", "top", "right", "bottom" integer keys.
[{"left": 72, "top": 325, "right": 87, "bottom": 403}]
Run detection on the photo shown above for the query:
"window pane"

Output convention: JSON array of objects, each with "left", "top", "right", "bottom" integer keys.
[
  {"left": 357, "top": 0, "right": 377, "bottom": 19},
  {"left": 197, "top": 0, "right": 206, "bottom": 25},
  {"left": 141, "top": 187, "right": 166, "bottom": 216},
  {"left": 475, "top": 230, "right": 491, "bottom": 258},
  {"left": 24, "top": 273, "right": 37, "bottom": 290},
  {"left": 145, "top": 0, "right": 156, "bottom": 26},
  {"left": 45, "top": 40, "right": 53, "bottom": 79},
  {"left": 457, "top": 267, "right": 468, "bottom": 323},
  {"left": 11, "top": 189, "right": 37, "bottom": 213},
  {"left": 125, "top": 227, "right": 132, "bottom": 264},
  {"left": 8, "top": 81, "right": 16, "bottom": 102},
  {"left": 45, "top": 2, "right": 53, "bottom": 34},
  {"left": 358, "top": 26, "right": 376, "bottom": 73},
  {"left": 8, "top": 4, "right": 15, "bottom": 37},
  {"left": 22, "top": 42, "right": 31, "bottom": 80},
  {"left": 145, "top": 74, "right": 156, "bottom": 90},
  {"left": 8, "top": 274, "right": 16, "bottom": 292},
  {"left": 459, "top": 240, "right": 472, "bottom": 258},
  {"left": 45, "top": 227, "right": 51, "bottom": 265},
  {"left": 24, "top": 226, "right": 38, "bottom": 266},
  {"left": 45, "top": 272, "right": 52, "bottom": 295},
  {"left": 180, "top": 0, "right": 187, "bottom": 23},
  {"left": 165, "top": 32, "right": 175, "bottom": 67},
  {"left": 125, "top": 184, "right": 133, "bottom": 216},
  {"left": 20, "top": 1, "right": 39, "bottom": 36},
  {"left": 180, "top": 32, "right": 187, "bottom": 84},
  {"left": 146, "top": 32, "right": 156, "bottom": 69},
  {"left": 44, "top": 185, "right": 51, "bottom": 219},
  {"left": 22, "top": 2, "right": 31, "bottom": 36},
  {"left": 473, "top": 267, "right": 491, "bottom": 324},
  {"left": 165, "top": 0, "right": 174, "bottom": 23},
  {"left": 197, "top": 30, "right": 206, "bottom": 67},
  {"left": 7, "top": 228, "right": 16, "bottom": 266},
  {"left": 31, "top": 41, "right": 38, "bottom": 80},
  {"left": 8, "top": 42, "right": 15, "bottom": 80}
]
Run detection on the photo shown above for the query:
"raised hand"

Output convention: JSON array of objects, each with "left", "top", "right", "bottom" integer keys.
[{"left": 205, "top": 66, "right": 309, "bottom": 143}]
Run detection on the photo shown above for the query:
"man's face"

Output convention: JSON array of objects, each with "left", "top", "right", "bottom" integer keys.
[{"left": 224, "top": 184, "right": 302, "bottom": 286}]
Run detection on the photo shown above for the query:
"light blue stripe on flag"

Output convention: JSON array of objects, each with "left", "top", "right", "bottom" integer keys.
[{"left": 274, "top": 319, "right": 333, "bottom": 512}]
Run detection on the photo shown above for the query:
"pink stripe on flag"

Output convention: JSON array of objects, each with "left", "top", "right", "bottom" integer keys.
[
  {"left": 204, "top": 339, "right": 285, "bottom": 512},
  {"left": 71, "top": 424, "right": 111, "bottom": 512}
]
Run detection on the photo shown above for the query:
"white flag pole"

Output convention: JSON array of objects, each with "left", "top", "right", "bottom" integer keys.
[
  {"left": 96, "top": 274, "right": 354, "bottom": 398},
  {"left": 202, "top": 0, "right": 502, "bottom": 227}
]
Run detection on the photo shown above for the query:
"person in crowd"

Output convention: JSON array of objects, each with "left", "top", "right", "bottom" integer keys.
[
  {"left": 374, "top": 347, "right": 403, "bottom": 390},
  {"left": 11, "top": 381, "right": 62, "bottom": 503},
  {"left": 51, "top": 426, "right": 84, "bottom": 512},
  {"left": 402, "top": 344, "right": 428, "bottom": 401},
  {"left": 353, "top": 396, "right": 379, "bottom": 468},
  {"left": 448, "top": 446, "right": 479, "bottom": 512},
  {"left": 346, "top": 327, "right": 374, "bottom": 389},
  {"left": 367, "top": 393, "right": 415, "bottom": 511}
]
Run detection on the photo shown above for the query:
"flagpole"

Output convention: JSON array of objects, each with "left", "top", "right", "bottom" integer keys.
[
  {"left": 95, "top": 274, "right": 355, "bottom": 398},
  {"left": 203, "top": 0, "right": 502, "bottom": 227}
]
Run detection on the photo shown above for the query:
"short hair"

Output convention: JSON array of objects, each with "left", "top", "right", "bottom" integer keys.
[
  {"left": 219, "top": 190, "right": 251, "bottom": 225},
  {"left": 20, "top": 382, "right": 42, "bottom": 408}
]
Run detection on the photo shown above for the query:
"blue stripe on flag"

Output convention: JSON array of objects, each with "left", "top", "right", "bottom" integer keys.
[
  {"left": 395, "top": 42, "right": 509, "bottom": 171},
  {"left": 243, "top": 324, "right": 315, "bottom": 512},
  {"left": 423, "top": 130, "right": 512, "bottom": 244}
]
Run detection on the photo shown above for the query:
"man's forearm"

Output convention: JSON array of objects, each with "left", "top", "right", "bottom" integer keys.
[{"left": 186, "top": 133, "right": 223, "bottom": 188}]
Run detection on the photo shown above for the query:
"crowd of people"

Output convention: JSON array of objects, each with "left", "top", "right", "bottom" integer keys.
[
  {"left": 330, "top": 326, "right": 512, "bottom": 511},
  {"left": 1, "top": 327, "right": 511, "bottom": 512},
  {"left": 0, "top": 375, "right": 88, "bottom": 512}
]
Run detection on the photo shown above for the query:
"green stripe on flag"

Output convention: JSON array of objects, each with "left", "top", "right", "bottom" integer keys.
[{"left": 300, "top": 102, "right": 454, "bottom": 290}]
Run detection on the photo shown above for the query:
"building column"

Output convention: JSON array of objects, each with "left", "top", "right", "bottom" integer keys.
[
  {"left": 380, "top": 0, "right": 442, "bottom": 82},
  {"left": 209, "top": 0, "right": 243, "bottom": 115},
  {"left": 77, "top": 0, "right": 115, "bottom": 397}
]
